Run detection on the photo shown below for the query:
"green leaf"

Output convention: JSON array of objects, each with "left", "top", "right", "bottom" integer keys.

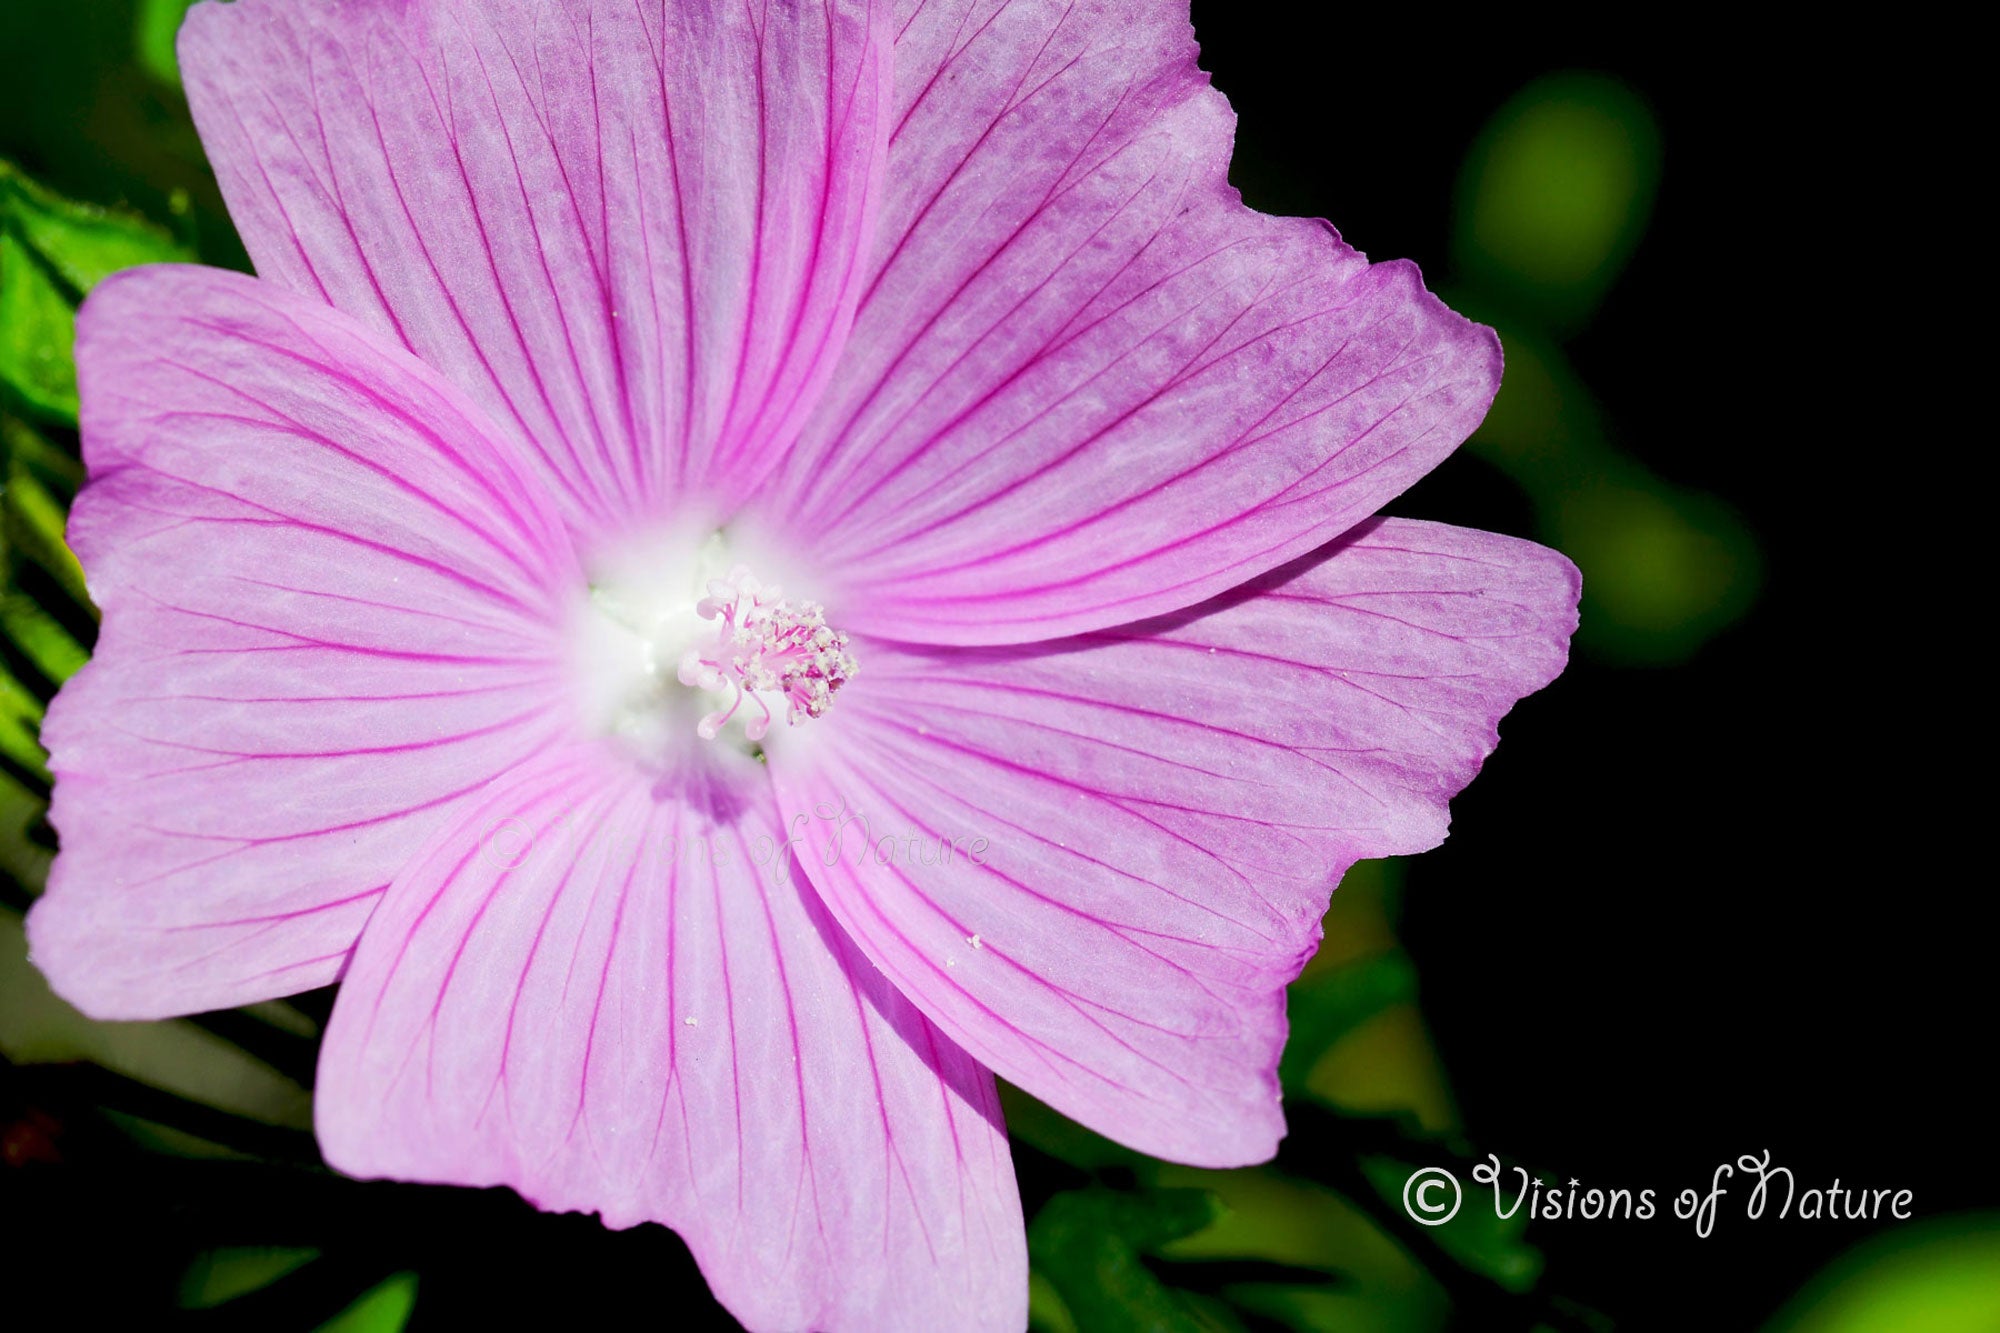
[
  {"left": 0, "top": 159, "right": 191, "bottom": 429},
  {"left": 1358, "top": 1156, "right": 1543, "bottom": 1294},
  {"left": 315, "top": 1273, "right": 420, "bottom": 1333},
  {"left": 5, "top": 448, "right": 90, "bottom": 610},
  {"left": 1155, "top": 1164, "right": 1448, "bottom": 1333},
  {"left": 1279, "top": 951, "right": 1419, "bottom": 1095},
  {"left": 137, "top": 0, "right": 201, "bottom": 89},
  {"left": 1, "top": 589, "right": 89, "bottom": 687},
  {"left": 0, "top": 911, "right": 315, "bottom": 1130},
  {"left": 1, "top": 158, "right": 190, "bottom": 294},
  {"left": 999, "top": 1080, "right": 1150, "bottom": 1170},
  {"left": 0, "top": 666, "right": 49, "bottom": 792},
  {"left": 180, "top": 1248, "right": 323, "bottom": 1310},
  {"left": 1029, "top": 1269, "right": 1082, "bottom": 1333},
  {"left": 0, "top": 230, "right": 80, "bottom": 424},
  {"left": 0, "top": 165, "right": 144, "bottom": 791},
  {"left": 1029, "top": 1188, "right": 1231, "bottom": 1333},
  {"left": 1, "top": 773, "right": 52, "bottom": 891},
  {"left": 1764, "top": 1215, "right": 2000, "bottom": 1333}
]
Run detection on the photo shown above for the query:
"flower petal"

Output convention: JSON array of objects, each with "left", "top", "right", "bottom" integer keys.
[
  {"left": 760, "top": 0, "right": 1498, "bottom": 643},
  {"left": 773, "top": 519, "right": 1578, "bottom": 1163},
  {"left": 317, "top": 746, "right": 1026, "bottom": 1333},
  {"left": 180, "top": 0, "right": 892, "bottom": 536},
  {"left": 28, "top": 265, "right": 574, "bottom": 1020}
]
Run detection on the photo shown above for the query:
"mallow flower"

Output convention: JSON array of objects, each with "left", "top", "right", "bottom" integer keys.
[{"left": 26, "top": 0, "right": 1580, "bottom": 1327}]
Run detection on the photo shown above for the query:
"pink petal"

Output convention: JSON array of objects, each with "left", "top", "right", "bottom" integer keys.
[
  {"left": 760, "top": 0, "right": 1499, "bottom": 643},
  {"left": 317, "top": 746, "right": 1025, "bottom": 1333},
  {"left": 179, "top": 0, "right": 891, "bottom": 537},
  {"left": 774, "top": 519, "right": 1578, "bottom": 1164},
  {"left": 28, "top": 265, "right": 575, "bottom": 1020}
]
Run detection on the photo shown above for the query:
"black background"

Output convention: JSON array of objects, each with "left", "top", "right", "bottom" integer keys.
[
  {"left": 3, "top": 6, "right": 1987, "bottom": 1331},
  {"left": 1188, "top": 8, "right": 1987, "bottom": 1330}
]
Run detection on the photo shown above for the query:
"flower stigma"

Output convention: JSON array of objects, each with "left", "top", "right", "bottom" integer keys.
[
  {"left": 576, "top": 529, "right": 856, "bottom": 760},
  {"left": 676, "top": 565, "right": 857, "bottom": 742}
]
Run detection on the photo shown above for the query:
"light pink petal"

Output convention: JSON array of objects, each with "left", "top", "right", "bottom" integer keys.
[
  {"left": 774, "top": 519, "right": 1578, "bottom": 1163},
  {"left": 180, "top": 0, "right": 891, "bottom": 537},
  {"left": 28, "top": 265, "right": 575, "bottom": 1020},
  {"left": 758, "top": 0, "right": 1498, "bottom": 643},
  {"left": 317, "top": 746, "right": 1025, "bottom": 1333}
]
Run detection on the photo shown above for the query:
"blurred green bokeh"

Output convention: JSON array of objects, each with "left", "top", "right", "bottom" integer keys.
[
  {"left": 1764, "top": 1215, "right": 2000, "bottom": 1333},
  {"left": 1453, "top": 72, "right": 1760, "bottom": 665},
  {"left": 1468, "top": 319, "right": 1762, "bottom": 663},
  {"left": 1456, "top": 73, "right": 1661, "bottom": 331},
  {"left": 317, "top": 1273, "right": 420, "bottom": 1333},
  {"left": 134, "top": 0, "right": 198, "bottom": 89}
]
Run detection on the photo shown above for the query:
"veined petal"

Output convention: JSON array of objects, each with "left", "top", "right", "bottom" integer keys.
[
  {"left": 180, "top": 0, "right": 892, "bottom": 537},
  {"left": 28, "top": 266, "right": 575, "bottom": 1020},
  {"left": 317, "top": 746, "right": 1026, "bottom": 1333},
  {"left": 774, "top": 520, "right": 1578, "bottom": 1163},
  {"left": 762, "top": 0, "right": 1499, "bottom": 643}
]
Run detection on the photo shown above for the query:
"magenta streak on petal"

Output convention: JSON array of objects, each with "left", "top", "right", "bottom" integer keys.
[
  {"left": 775, "top": 517, "right": 1578, "bottom": 1167},
  {"left": 854, "top": 703, "right": 1303, "bottom": 938},
  {"left": 27, "top": 265, "right": 575, "bottom": 1021},
  {"left": 181, "top": 0, "right": 893, "bottom": 539},
  {"left": 316, "top": 745, "right": 1026, "bottom": 1333},
  {"left": 758, "top": 1, "right": 1497, "bottom": 643},
  {"left": 836, "top": 272, "right": 1415, "bottom": 565},
  {"left": 31, "top": 4, "right": 1589, "bottom": 1330}
]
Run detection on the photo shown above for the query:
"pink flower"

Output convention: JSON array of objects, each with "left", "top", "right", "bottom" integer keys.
[{"left": 27, "top": 1, "right": 1578, "bottom": 1328}]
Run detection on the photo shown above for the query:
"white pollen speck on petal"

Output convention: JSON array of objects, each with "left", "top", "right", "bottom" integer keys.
[
  {"left": 683, "top": 1016, "right": 698, "bottom": 1027},
  {"left": 967, "top": 934, "right": 983, "bottom": 949}
]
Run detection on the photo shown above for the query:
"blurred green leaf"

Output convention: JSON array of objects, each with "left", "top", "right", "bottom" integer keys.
[
  {"left": 1000, "top": 1079, "right": 1150, "bottom": 1170},
  {"left": 1, "top": 421, "right": 95, "bottom": 711},
  {"left": 1030, "top": 1188, "right": 1230, "bottom": 1333},
  {"left": 0, "top": 158, "right": 191, "bottom": 429},
  {"left": 1357, "top": 1156, "right": 1542, "bottom": 1295},
  {"left": 1552, "top": 476, "right": 1762, "bottom": 663},
  {"left": 1449, "top": 80, "right": 1759, "bottom": 664},
  {"left": 0, "top": 666, "right": 49, "bottom": 793},
  {"left": 180, "top": 1247, "right": 323, "bottom": 1310},
  {"left": 0, "top": 230, "right": 79, "bottom": 424},
  {"left": 1455, "top": 73, "right": 1660, "bottom": 330},
  {"left": 1, "top": 588, "right": 89, "bottom": 686},
  {"left": 1764, "top": 1215, "right": 2000, "bottom": 1333},
  {"left": 1466, "top": 318, "right": 1762, "bottom": 663},
  {"left": 137, "top": 0, "right": 200, "bottom": 88},
  {"left": 1, "top": 911, "right": 315, "bottom": 1130},
  {"left": 1156, "top": 1164, "right": 1448, "bottom": 1333},
  {"left": 1029, "top": 1269, "right": 1082, "bottom": 1333},
  {"left": 1465, "top": 319, "right": 1604, "bottom": 467},
  {"left": 2, "top": 157, "right": 190, "bottom": 293},
  {"left": 0, "top": 774, "right": 51, "bottom": 892},
  {"left": 316, "top": 1273, "right": 420, "bottom": 1333},
  {"left": 1280, "top": 951, "right": 1418, "bottom": 1095},
  {"left": 0, "top": 164, "right": 148, "bottom": 801}
]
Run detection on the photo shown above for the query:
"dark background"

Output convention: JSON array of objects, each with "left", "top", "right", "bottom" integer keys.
[
  {"left": 1189, "top": 9, "right": 1987, "bottom": 1330},
  {"left": 2, "top": 4, "right": 1987, "bottom": 1331}
]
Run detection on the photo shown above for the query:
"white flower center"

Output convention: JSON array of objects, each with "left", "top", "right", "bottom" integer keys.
[{"left": 575, "top": 529, "right": 855, "bottom": 758}]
